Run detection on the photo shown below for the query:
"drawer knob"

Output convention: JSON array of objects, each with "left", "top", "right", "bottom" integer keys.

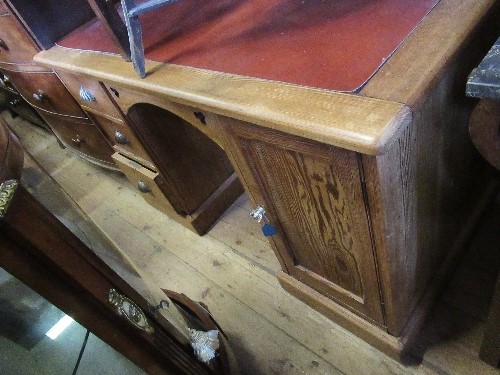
[
  {"left": 9, "top": 99, "right": 20, "bottom": 107},
  {"left": 79, "top": 86, "right": 96, "bottom": 102},
  {"left": 0, "top": 38, "right": 8, "bottom": 50},
  {"left": 0, "top": 75, "right": 10, "bottom": 85},
  {"left": 137, "top": 180, "right": 150, "bottom": 193},
  {"left": 32, "top": 90, "right": 46, "bottom": 103},
  {"left": 71, "top": 135, "right": 84, "bottom": 147},
  {"left": 114, "top": 130, "right": 129, "bottom": 144}
]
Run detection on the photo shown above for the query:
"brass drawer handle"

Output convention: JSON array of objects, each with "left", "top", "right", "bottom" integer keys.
[
  {"left": 114, "top": 130, "right": 129, "bottom": 145},
  {"left": 0, "top": 38, "right": 8, "bottom": 50},
  {"left": 32, "top": 90, "right": 46, "bottom": 103},
  {"left": 137, "top": 180, "right": 150, "bottom": 193},
  {"left": 79, "top": 86, "right": 96, "bottom": 102},
  {"left": 108, "top": 289, "right": 154, "bottom": 334}
]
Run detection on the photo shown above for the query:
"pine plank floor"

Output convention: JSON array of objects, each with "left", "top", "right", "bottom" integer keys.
[{"left": 4, "top": 112, "right": 499, "bottom": 375}]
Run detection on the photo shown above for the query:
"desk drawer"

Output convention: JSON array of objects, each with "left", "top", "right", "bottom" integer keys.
[
  {"left": 89, "top": 113, "right": 155, "bottom": 169},
  {"left": 112, "top": 153, "right": 175, "bottom": 215},
  {"left": 40, "top": 112, "right": 114, "bottom": 165},
  {"left": 57, "top": 71, "right": 124, "bottom": 120},
  {"left": 0, "top": 12, "right": 39, "bottom": 65},
  {"left": 2, "top": 69, "right": 86, "bottom": 117}
]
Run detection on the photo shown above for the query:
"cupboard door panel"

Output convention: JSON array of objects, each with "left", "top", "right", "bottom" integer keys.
[{"left": 225, "top": 121, "right": 384, "bottom": 323}]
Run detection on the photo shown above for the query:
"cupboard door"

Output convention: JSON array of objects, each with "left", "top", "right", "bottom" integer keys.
[{"left": 224, "top": 121, "right": 384, "bottom": 324}]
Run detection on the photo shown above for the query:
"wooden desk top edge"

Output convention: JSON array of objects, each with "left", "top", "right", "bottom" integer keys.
[{"left": 35, "top": 46, "right": 412, "bottom": 156}]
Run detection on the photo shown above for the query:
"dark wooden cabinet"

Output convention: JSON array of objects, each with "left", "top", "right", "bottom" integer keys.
[{"left": 0, "top": 0, "right": 115, "bottom": 168}]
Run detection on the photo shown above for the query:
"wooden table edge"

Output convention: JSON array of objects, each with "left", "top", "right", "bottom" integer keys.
[{"left": 34, "top": 46, "right": 412, "bottom": 156}]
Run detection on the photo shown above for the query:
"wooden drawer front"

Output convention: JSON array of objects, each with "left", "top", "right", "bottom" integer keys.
[
  {"left": 112, "top": 153, "right": 175, "bottom": 214},
  {"left": 40, "top": 112, "right": 114, "bottom": 165},
  {"left": 57, "top": 71, "right": 124, "bottom": 120},
  {"left": 0, "top": 12, "right": 39, "bottom": 64},
  {"left": 2, "top": 69, "right": 86, "bottom": 117},
  {"left": 89, "top": 113, "right": 155, "bottom": 169}
]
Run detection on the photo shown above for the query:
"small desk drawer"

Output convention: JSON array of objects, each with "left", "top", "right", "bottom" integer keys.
[
  {"left": 0, "top": 12, "right": 39, "bottom": 65},
  {"left": 41, "top": 112, "right": 115, "bottom": 165},
  {"left": 57, "top": 71, "right": 124, "bottom": 120},
  {"left": 112, "top": 153, "right": 175, "bottom": 215},
  {"left": 89, "top": 113, "right": 155, "bottom": 169},
  {"left": 2, "top": 69, "right": 86, "bottom": 117}
]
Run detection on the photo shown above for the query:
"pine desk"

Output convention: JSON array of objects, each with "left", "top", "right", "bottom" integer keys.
[{"left": 34, "top": 0, "right": 499, "bottom": 360}]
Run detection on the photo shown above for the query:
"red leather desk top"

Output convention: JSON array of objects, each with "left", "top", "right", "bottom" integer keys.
[{"left": 58, "top": 0, "right": 439, "bottom": 92}]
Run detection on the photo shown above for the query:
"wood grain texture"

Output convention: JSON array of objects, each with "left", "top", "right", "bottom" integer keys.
[
  {"left": 102, "top": 84, "right": 227, "bottom": 150},
  {"left": 277, "top": 271, "right": 403, "bottom": 360},
  {"left": 0, "top": 186, "right": 215, "bottom": 375},
  {"left": 34, "top": 46, "right": 412, "bottom": 155},
  {"left": 219, "top": 117, "right": 384, "bottom": 324},
  {"left": 0, "top": 4, "right": 118, "bottom": 170},
  {"left": 362, "top": 63, "right": 494, "bottom": 335},
  {"left": 11, "top": 113, "right": 500, "bottom": 375}
]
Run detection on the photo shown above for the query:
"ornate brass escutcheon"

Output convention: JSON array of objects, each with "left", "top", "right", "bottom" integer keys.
[{"left": 108, "top": 289, "right": 154, "bottom": 333}]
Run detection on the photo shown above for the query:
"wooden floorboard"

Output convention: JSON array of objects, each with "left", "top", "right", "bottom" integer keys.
[{"left": 4, "top": 112, "right": 499, "bottom": 375}]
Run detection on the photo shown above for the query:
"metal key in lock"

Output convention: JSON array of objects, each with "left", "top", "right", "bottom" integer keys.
[{"left": 250, "top": 205, "right": 277, "bottom": 237}]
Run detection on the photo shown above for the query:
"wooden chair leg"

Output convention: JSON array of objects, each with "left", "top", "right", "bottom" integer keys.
[{"left": 480, "top": 273, "right": 500, "bottom": 367}]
